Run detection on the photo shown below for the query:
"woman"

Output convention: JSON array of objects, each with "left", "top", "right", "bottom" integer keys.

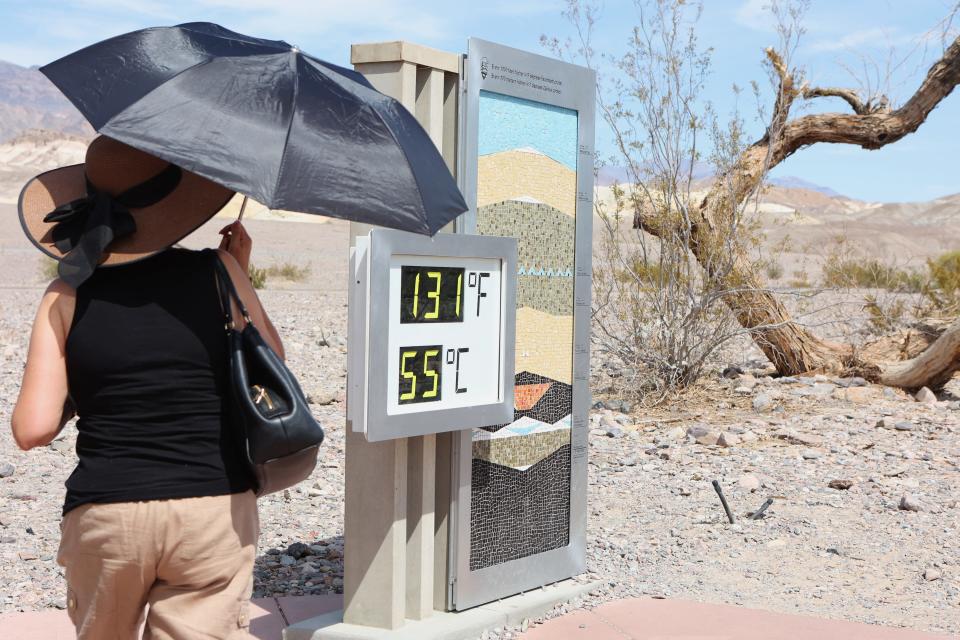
[{"left": 11, "top": 136, "right": 282, "bottom": 638}]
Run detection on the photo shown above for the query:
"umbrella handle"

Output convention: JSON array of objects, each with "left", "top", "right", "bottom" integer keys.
[{"left": 238, "top": 195, "right": 248, "bottom": 221}]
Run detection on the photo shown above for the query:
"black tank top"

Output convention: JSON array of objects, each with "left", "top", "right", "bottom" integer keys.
[{"left": 63, "top": 248, "right": 253, "bottom": 514}]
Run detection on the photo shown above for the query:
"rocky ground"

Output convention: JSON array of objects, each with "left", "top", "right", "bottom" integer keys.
[
  {"left": 570, "top": 371, "right": 960, "bottom": 638},
  {"left": 0, "top": 210, "right": 957, "bottom": 638}
]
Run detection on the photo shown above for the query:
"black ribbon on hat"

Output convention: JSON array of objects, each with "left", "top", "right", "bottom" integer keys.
[{"left": 43, "top": 163, "right": 182, "bottom": 288}]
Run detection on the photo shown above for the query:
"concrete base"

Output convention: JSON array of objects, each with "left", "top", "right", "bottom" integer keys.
[{"left": 283, "top": 579, "right": 598, "bottom": 640}]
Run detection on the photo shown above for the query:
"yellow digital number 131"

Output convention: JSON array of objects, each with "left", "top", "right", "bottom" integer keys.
[{"left": 424, "top": 271, "right": 441, "bottom": 319}]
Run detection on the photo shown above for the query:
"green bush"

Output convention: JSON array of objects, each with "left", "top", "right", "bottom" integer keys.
[
  {"left": 248, "top": 264, "right": 268, "bottom": 290},
  {"left": 863, "top": 294, "right": 906, "bottom": 334},
  {"left": 925, "top": 250, "right": 960, "bottom": 312},
  {"left": 265, "top": 261, "right": 311, "bottom": 282},
  {"left": 788, "top": 269, "right": 811, "bottom": 289},
  {"left": 615, "top": 254, "right": 689, "bottom": 289},
  {"left": 764, "top": 260, "right": 784, "bottom": 280},
  {"left": 40, "top": 257, "right": 59, "bottom": 281},
  {"left": 822, "top": 258, "right": 924, "bottom": 292}
]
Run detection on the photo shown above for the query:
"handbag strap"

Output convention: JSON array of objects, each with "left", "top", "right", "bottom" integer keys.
[{"left": 208, "top": 249, "right": 253, "bottom": 330}]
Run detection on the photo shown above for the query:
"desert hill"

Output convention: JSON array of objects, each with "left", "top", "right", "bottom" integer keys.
[
  {"left": 0, "top": 129, "right": 89, "bottom": 202},
  {"left": 0, "top": 119, "right": 955, "bottom": 267},
  {"left": 0, "top": 61, "right": 92, "bottom": 142}
]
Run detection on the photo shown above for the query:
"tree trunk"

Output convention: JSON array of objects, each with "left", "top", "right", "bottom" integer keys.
[
  {"left": 649, "top": 36, "right": 960, "bottom": 388},
  {"left": 879, "top": 321, "right": 960, "bottom": 389}
]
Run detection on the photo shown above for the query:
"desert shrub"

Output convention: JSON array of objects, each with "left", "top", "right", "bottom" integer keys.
[
  {"left": 40, "top": 257, "right": 59, "bottom": 281},
  {"left": 863, "top": 294, "right": 906, "bottom": 334},
  {"left": 585, "top": 0, "right": 774, "bottom": 405},
  {"left": 615, "top": 253, "right": 689, "bottom": 289},
  {"left": 924, "top": 250, "right": 960, "bottom": 313},
  {"left": 265, "top": 261, "right": 311, "bottom": 282},
  {"left": 819, "top": 235, "right": 924, "bottom": 292},
  {"left": 822, "top": 258, "right": 924, "bottom": 292},
  {"left": 788, "top": 269, "right": 810, "bottom": 288},
  {"left": 764, "top": 260, "right": 784, "bottom": 280},
  {"left": 248, "top": 264, "right": 268, "bottom": 290}
]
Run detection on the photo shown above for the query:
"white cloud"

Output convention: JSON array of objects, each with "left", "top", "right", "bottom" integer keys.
[
  {"left": 806, "top": 26, "right": 914, "bottom": 53},
  {"left": 734, "top": 0, "right": 773, "bottom": 31},
  {"left": 485, "top": 0, "right": 563, "bottom": 17}
]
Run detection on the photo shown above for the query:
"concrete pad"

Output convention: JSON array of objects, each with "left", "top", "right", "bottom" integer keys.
[
  {"left": 0, "top": 609, "right": 76, "bottom": 640},
  {"left": 0, "top": 596, "right": 320, "bottom": 640},
  {"left": 523, "top": 609, "right": 629, "bottom": 639},
  {"left": 284, "top": 579, "right": 597, "bottom": 640},
  {"left": 475, "top": 581, "right": 596, "bottom": 628},
  {"left": 276, "top": 595, "right": 344, "bottom": 625},
  {"left": 251, "top": 597, "right": 287, "bottom": 640},
  {"left": 578, "top": 598, "right": 953, "bottom": 640}
]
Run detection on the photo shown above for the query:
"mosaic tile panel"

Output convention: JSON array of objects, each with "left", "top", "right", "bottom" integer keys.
[
  {"left": 476, "top": 200, "right": 575, "bottom": 316},
  {"left": 514, "top": 308, "right": 574, "bottom": 385},
  {"left": 469, "top": 445, "right": 572, "bottom": 570},
  {"left": 482, "top": 372, "right": 573, "bottom": 434},
  {"left": 478, "top": 149, "right": 576, "bottom": 216},
  {"left": 470, "top": 89, "right": 577, "bottom": 572},
  {"left": 477, "top": 90, "right": 578, "bottom": 170},
  {"left": 472, "top": 417, "right": 570, "bottom": 469},
  {"left": 514, "top": 382, "right": 551, "bottom": 411}
]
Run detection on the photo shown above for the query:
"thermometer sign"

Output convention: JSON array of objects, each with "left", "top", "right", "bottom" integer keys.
[{"left": 347, "top": 229, "right": 516, "bottom": 441}]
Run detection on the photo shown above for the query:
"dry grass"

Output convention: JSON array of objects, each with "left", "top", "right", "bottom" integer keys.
[
  {"left": 39, "top": 257, "right": 58, "bottom": 281},
  {"left": 248, "top": 264, "right": 268, "bottom": 290},
  {"left": 265, "top": 262, "right": 311, "bottom": 282}
]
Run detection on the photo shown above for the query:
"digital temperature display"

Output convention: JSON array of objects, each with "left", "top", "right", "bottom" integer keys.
[
  {"left": 398, "top": 345, "right": 443, "bottom": 404},
  {"left": 347, "top": 228, "right": 517, "bottom": 441},
  {"left": 400, "top": 266, "right": 465, "bottom": 323}
]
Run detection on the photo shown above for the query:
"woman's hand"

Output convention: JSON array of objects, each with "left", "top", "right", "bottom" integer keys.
[{"left": 218, "top": 221, "right": 252, "bottom": 274}]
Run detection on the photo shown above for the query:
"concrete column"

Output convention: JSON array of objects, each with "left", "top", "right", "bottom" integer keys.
[
  {"left": 405, "top": 433, "right": 435, "bottom": 620},
  {"left": 344, "top": 41, "right": 461, "bottom": 629},
  {"left": 342, "top": 428, "right": 407, "bottom": 628},
  {"left": 416, "top": 67, "right": 445, "bottom": 147}
]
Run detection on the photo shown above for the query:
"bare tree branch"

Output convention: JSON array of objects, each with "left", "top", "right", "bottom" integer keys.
[
  {"left": 801, "top": 86, "right": 874, "bottom": 114},
  {"left": 776, "top": 36, "right": 960, "bottom": 158}
]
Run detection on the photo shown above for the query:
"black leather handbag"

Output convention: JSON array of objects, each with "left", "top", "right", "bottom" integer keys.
[{"left": 209, "top": 250, "right": 324, "bottom": 496}]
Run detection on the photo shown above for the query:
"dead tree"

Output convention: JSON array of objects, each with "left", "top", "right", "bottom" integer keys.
[{"left": 641, "top": 36, "right": 960, "bottom": 389}]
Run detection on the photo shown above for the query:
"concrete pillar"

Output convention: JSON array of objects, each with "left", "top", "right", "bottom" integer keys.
[
  {"left": 342, "top": 428, "right": 407, "bottom": 628},
  {"left": 344, "top": 41, "right": 461, "bottom": 629},
  {"left": 405, "top": 433, "right": 435, "bottom": 620}
]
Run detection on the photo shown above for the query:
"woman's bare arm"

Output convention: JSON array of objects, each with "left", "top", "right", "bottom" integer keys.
[
  {"left": 216, "top": 249, "right": 286, "bottom": 360},
  {"left": 11, "top": 280, "right": 75, "bottom": 450}
]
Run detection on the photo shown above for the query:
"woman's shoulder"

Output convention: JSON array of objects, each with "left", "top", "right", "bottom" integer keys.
[{"left": 41, "top": 278, "right": 77, "bottom": 338}]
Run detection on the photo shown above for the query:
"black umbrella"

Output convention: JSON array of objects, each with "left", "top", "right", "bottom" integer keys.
[{"left": 40, "top": 22, "right": 467, "bottom": 235}]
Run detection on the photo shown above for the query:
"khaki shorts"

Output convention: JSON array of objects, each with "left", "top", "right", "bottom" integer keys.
[{"left": 57, "top": 491, "right": 259, "bottom": 640}]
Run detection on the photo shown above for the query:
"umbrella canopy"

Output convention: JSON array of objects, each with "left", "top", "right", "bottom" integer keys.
[{"left": 40, "top": 22, "right": 467, "bottom": 235}]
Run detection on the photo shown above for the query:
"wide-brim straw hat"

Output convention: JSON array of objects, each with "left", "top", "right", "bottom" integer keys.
[{"left": 18, "top": 135, "right": 234, "bottom": 269}]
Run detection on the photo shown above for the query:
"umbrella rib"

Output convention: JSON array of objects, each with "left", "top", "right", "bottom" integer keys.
[
  {"left": 273, "top": 53, "right": 302, "bottom": 208},
  {"left": 358, "top": 94, "right": 433, "bottom": 235}
]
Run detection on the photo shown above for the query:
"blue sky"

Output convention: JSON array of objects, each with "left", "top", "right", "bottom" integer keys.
[{"left": 0, "top": 0, "right": 957, "bottom": 202}]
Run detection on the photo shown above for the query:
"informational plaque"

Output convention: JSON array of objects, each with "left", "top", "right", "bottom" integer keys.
[{"left": 450, "top": 36, "right": 595, "bottom": 611}]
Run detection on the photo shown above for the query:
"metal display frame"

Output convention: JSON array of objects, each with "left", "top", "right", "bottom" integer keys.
[
  {"left": 449, "top": 38, "right": 595, "bottom": 610},
  {"left": 348, "top": 228, "right": 517, "bottom": 443}
]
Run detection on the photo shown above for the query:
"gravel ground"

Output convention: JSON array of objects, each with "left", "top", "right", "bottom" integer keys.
[{"left": 0, "top": 210, "right": 957, "bottom": 638}]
